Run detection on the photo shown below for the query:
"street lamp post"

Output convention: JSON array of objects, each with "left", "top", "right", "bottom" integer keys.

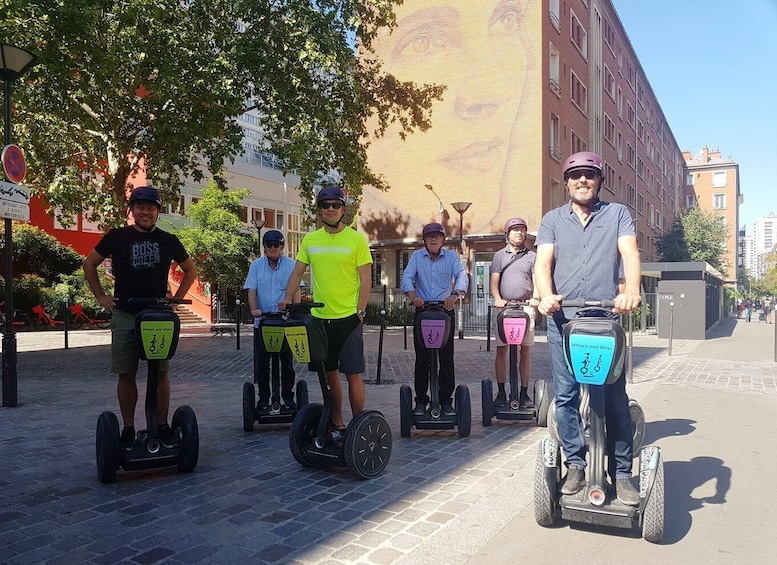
[
  {"left": 450, "top": 201, "right": 471, "bottom": 340},
  {"left": 1, "top": 44, "right": 38, "bottom": 408},
  {"left": 425, "top": 183, "right": 444, "bottom": 225},
  {"left": 252, "top": 218, "right": 266, "bottom": 256}
]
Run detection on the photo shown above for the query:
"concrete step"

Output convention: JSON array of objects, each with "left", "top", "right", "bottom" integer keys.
[{"left": 173, "top": 304, "right": 207, "bottom": 325}]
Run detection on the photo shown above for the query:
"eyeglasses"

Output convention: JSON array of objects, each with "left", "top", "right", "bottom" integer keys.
[
  {"left": 264, "top": 242, "right": 283, "bottom": 249},
  {"left": 568, "top": 168, "right": 601, "bottom": 180},
  {"left": 319, "top": 202, "right": 343, "bottom": 210}
]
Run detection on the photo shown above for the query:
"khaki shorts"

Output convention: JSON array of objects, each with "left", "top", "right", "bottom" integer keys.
[
  {"left": 111, "top": 310, "right": 169, "bottom": 374},
  {"left": 494, "top": 305, "right": 535, "bottom": 347}
]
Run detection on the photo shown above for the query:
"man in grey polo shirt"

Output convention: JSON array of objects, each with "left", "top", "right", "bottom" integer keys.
[
  {"left": 489, "top": 217, "right": 539, "bottom": 408},
  {"left": 535, "top": 151, "right": 642, "bottom": 506}
]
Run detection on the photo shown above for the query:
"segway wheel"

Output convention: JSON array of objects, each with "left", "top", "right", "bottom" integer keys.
[
  {"left": 481, "top": 379, "right": 493, "bottom": 427},
  {"left": 535, "top": 379, "right": 549, "bottom": 427},
  {"left": 399, "top": 385, "right": 413, "bottom": 438},
  {"left": 296, "top": 380, "right": 309, "bottom": 408},
  {"left": 641, "top": 449, "right": 665, "bottom": 543},
  {"left": 289, "top": 403, "right": 323, "bottom": 467},
  {"left": 173, "top": 406, "right": 199, "bottom": 472},
  {"left": 96, "top": 411, "right": 120, "bottom": 484},
  {"left": 629, "top": 398, "right": 646, "bottom": 452},
  {"left": 533, "top": 437, "right": 560, "bottom": 527},
  {"left": 243, "top": 382, "right": 255, "bottom": 432},
  {"left": 344, "top": 411, "right": 392, "bottom": 479},
  {"left": 547, "top": 398, "right": 560, "bottom": 442},
  {"left": 455, "top": 384, "right": 471, "bottom": 438}
]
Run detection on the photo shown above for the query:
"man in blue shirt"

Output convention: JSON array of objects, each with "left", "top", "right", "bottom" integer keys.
[
  {"left": 244, "top": 230, "right": 300, "bottom": 410},
  {"left": 535, "top": 152, "right": 642, "bottom": 506},
  {"left": 401, "top": 223, "right": 469, "bottom": 416}
]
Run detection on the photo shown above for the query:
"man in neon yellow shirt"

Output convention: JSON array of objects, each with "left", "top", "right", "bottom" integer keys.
[{"left": 279, "top": 186, "right": 373, "bottom": 440}]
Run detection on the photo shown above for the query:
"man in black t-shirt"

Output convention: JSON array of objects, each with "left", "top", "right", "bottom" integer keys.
[{"left": 84, "top": 186, "right": 197, "bottom": 451}]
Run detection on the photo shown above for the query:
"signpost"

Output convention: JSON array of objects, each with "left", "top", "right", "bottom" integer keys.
[{"left": 0, "top": 145, "right": 30, "bottom": 221}]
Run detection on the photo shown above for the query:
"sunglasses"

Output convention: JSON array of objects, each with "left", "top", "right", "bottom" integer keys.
[
  {"left": 264, "top": 242, "right": 283, "bottom": 249},
  {"left": 568, "top": 168, "right": 601, "bottom": 180},
  {"left": 319, "top": 202, "right": 343, "bottom": 210}
]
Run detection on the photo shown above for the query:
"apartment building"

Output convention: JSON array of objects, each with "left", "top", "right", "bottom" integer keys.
[
  {"left": 682, "top": 146, "right": 741, "bottom": 283},
  {"left": 742, "top": 213, "right": 777, "bottom": 279},
  {"left": 359, "top": 0, "right": 684, "bottom": 304}
]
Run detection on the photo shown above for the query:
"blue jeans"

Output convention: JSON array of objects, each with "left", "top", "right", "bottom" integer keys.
[{"left": 547, "top": 311, "right": 633, "bottom": 478}]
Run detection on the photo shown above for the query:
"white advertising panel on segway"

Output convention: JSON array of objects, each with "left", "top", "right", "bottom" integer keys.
[
  {"left": 534, "top": 301, "right": 664, "bottom": 542},
  {"left": 400, "top": 302, "right": 471, "bottom": 438},
  {"left": 286, "top": 303, "right": 392, "bottom": 479},
  {"left": 481, "top": 303, "right": 549, "bottom": 427}
]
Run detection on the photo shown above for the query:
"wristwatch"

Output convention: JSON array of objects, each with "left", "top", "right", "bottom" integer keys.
[{"left": 357, "top": 309, "right": 367, "bottom": 318}]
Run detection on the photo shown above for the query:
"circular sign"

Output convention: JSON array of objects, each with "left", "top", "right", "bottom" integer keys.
[{"left": 2, "top": 145, "right": 27, "bottom": 184}]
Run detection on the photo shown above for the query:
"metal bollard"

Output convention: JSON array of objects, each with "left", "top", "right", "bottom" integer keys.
[
  {"left": 457, "top": 294, "right": 464, "bottom": 339},
  {"left": 63, "top": 296, "right": 69, "bottom": 350},
  {"left": 376, "top": 308, "right": 386, "bottom": 384},
  {"left": 235, "top": 298, "right": 241, "bottom": 350},
  {"left": 668, "top": 302, "right": 674, "bottom": 356},
  {"left": 486, "top": 305, "right": 492, "bottom": 352}
]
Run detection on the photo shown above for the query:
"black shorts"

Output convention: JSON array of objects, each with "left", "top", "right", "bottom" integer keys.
[{"left": 320, "top": 314, "right": 365, "bottom": 375}]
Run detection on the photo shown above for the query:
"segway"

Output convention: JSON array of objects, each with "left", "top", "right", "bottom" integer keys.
[
  {"left": 534, "top": 300, "right": 664, "bottom": 542},
  {"left": 96, "top": 298, "right": 199, "bottom": 483},
  {"left": 482, "top": 301, "right": 550, "bottom": 427},
  {"left": 243, "top": 312, "right": 308, "bottom": 431},
  {"left": 286, "top": 302, "right": 392, "bottom": 479},
  {"left": 399, "top": 301, "right": 471, "bottom": 438}
]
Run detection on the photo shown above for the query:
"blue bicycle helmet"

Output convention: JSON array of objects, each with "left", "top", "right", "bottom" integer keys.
[
  {"left": 316, "top": 186, "right": 346, "bottom": 204},
  {"left": 128, "top": 186, "right": 162, "bottom": 209},
  {"left": 262, "top": 229, "right": 285, "bottom": 246}
]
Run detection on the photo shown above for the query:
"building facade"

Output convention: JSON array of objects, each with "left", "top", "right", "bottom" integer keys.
[
  {"left": 358, "top": 0, "right": 685, "bottom": 312},
  {"left": 682, "top": 146, "right": 741, "bottom": 284}
]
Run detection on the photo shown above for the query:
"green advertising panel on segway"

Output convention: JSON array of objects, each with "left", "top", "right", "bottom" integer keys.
[
  {"left": 134, "top": 308, "right": 181, "bottom": 361},
  {"left": 259, "top": 314, "right": 287, "bottom": 354},
  {"left": 284, "top": 311, "right": 328, "bottom": 363}
]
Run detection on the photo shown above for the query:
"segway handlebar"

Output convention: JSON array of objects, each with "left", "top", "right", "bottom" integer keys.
[
  {"left": 284, "top": 301, "right": 325, "bottom": 315},
  {"left": 561, "top": 299, "right": 616, "bottom": 309},
  {"left": 125, "top": 297, "right": 193, "bottom": 308}
]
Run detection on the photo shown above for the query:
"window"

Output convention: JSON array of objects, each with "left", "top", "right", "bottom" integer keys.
[
  {"left": 604, "top": 65, "right": 615, "bottom": 100},
  {"left": 604, "top": 114, "right": 615, "bottom": 146},
  {"left": 617, "top": 132, "right": 624, "bottom": 162},
  {"left": 686, "top": 194, "right": 696, "bottom": 207},
  {"left": 571, "top": 130, "right": 587, "bottom": 154},
  {"left": 616, "top": 87, "right": 623, "bottom": 119},
  {"left": 686, "top": 172, "right": 695, "bottom": 186},
  {"left": 626, "top": 102, "right": 635, "bottom": 129},
  {"left": 371, "top": 251, "right": 383, "bottom": 287},
  {"left": 396, "top": 250, "right": 411, "bottom": 286},
  {"left": 638, "top": 158, "right": 644, "bottom": 179},
  {"left": 627, "top": 143, "right": 636, "bottom": 168},
  {"left": 549, "top": 0, "right": 560, "bottom": 31},
  {"left": 604, "top": 18, "right": 616, "bottom": 53},
  {"left": 713, "top": 193, "right": 727, "bottom": 210},
  {"left": 549, "top": 113, "right": 561, "bottom": 161},
  {"left": 637, "top": 119, "right": 644, "bottom": 143},
  {"left": 571, "top": 71, "right": 587, "bottom": 113},
  {"left": 570, "top": 11, "right": 588, "bottom": 57},
  {"left": 549, "top": 43, "right": 561, "bottom": 97},
  {"left": 713, "top": 171, "right": 727, "bottom": 187}
]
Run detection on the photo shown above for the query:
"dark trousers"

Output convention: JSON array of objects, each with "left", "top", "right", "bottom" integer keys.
[
  {"left": 413, "top": 308, "right": 455, "bottom": 405},
  {"left": 254, "top": 332, "right": 296, "bottom": 401}
]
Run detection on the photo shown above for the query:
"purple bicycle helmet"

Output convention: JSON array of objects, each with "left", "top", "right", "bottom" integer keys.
[
  {"left": 563, "top": 151, "right": 605, "bottom": 181},
  {"left": 503, "top": 217, "right": 527, "bottom": 233},
  {"left": 316, "top": 186, "right": 346, "bottom": 204},
  {"left": 422, "top": 222, "right": 446, "bottom": 238},
  {"left": 128, "top": 186, "right": 162, "bottom": 209}
]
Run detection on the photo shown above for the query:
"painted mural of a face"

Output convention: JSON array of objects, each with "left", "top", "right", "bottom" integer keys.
[{"left": 363, "top": 0, "right": 538, "bottom": 238}]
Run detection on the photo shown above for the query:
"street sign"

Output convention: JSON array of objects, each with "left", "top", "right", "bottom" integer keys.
[
  {"left": 0, "top": 181, "right": 30, "bottom": 204},
  {"left": 0, "top": 199, "right": 30, "bottom": 221},
  {"left": 2, "top": 144, "right": 27, "bottom": 184}
]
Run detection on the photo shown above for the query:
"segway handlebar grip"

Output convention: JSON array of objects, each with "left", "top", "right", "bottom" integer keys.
[{"left": 561, "top": 299, "right": 615, "bottom": 309}]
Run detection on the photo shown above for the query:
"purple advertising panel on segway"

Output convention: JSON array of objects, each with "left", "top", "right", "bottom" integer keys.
[{"left": 421, "top": 319, "right": 447, "bottom": 349}]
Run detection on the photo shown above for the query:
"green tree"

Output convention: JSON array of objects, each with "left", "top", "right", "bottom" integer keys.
[
  {"left": 1, "top": 0, "right": 443, "bottom": 227},
  {"left": 163, "top": 180, "right": 254, "bottom": 292},
  {"left": 0, "top": 223, "right": 83, "bottom": 282},
  {"left": 656, "top": 206, "right": 729, "bottom": 275}
]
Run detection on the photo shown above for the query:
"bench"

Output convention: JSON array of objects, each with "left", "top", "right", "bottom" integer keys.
[{"left": 210, "top": 325, "right": 236, "bottom": 336}]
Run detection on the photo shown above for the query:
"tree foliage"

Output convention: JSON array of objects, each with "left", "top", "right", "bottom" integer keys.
[
  {"left": 0, "top": 0, "right": 444, "bottom": 227},
  {"left": 162, "top": 180, "right": 254, "bottom": 292},
  {"left": 0, "top": 223, "right": 83, "bottom": 282},
  {"left": 656, "top": 206, "right": 729, "bottom": 275}
]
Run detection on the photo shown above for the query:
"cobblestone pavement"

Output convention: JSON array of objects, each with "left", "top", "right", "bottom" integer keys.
[{"left": 1, "top": 317, "right": 775, "bottom": 564}]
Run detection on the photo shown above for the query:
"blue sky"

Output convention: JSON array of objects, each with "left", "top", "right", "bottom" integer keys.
[{"left": 612, "top": 0, "right": 777, "bottom": 233}]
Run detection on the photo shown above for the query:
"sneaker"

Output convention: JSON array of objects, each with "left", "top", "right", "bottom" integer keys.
[
  {"left": 257, "top": 398, "right": 269, "bottom": 411},
  {"left": 441, "top": 403, "right": 456, "bottom": 416},
  {"left": 519, "top": 394, "right": 534, "bottom": 409},
  {"left": 120, "top": 427, "right": 136, "bottom": 452},
  {"left": 158, "top": 424, "right": 177, "bottom": 448},
  {"left": 413, "top": 401, "right": 427, "bottom": 416},
  {"left": 284, "top": 398, "right": 297, "bottom": 411},
  {"left": 493, "top": 390, "right": 507, "bottom": 407},
  {"left": 561, "top": 465, "right": 586, "bottom": 495},
  {"left": 616, "top": 478, "right": 640, "bottom": 506}
]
